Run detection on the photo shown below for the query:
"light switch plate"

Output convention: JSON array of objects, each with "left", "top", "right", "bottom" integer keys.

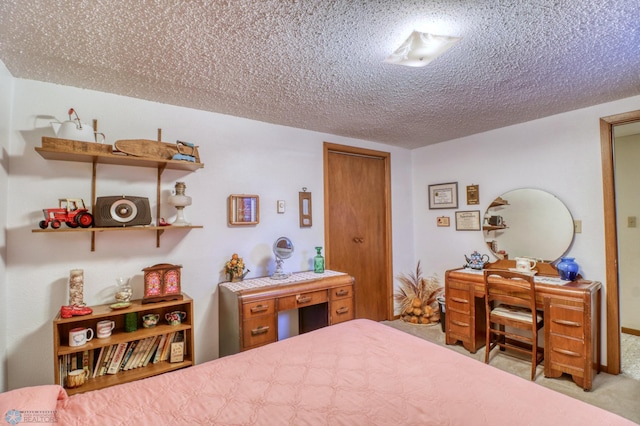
[
  {"left": 277, "top": 200, "right": 285, "bottom": 214},
  {"left": 574, "top": 220, "right": 582, "bottom": 233},
  {"left": 628, "top": 216, "right": 637, "bottom": 228}
]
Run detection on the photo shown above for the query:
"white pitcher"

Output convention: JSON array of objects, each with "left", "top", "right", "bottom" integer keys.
[{"left": 515, "top": 257, "right": 537, "bottom": 273}]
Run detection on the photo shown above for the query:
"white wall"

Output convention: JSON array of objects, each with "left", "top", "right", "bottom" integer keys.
[
  {"left": 5, "top": 78, "right": 414, "bottom": 390},
  {"left": 0, "top": 59, "right": 13, "bottom": 389},
  {"left": 411, "top": 94, "right": 640, "bottom": 364},
  {"left": 614, "top": 133, "right": 640, "bottom": 330}
]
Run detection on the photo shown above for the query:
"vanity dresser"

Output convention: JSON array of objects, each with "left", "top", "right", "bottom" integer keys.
[
  {"left": 445, "top": 259, "right": 601, "bottom": 390},
  {"left": 218, "top": 270, "right": 354, "bottom": 356}
]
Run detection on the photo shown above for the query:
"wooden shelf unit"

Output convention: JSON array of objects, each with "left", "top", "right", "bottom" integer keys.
[
  {"left": 53, "top": 295, "right": 194, "bottom": 395},
  {"left": 33, "top": 138, "right": 204, "bottom": 251}
]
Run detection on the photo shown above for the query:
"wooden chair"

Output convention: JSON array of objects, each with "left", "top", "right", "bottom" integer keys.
[{"left": 483, "top": 269, "right": 543, "bottom": 380}]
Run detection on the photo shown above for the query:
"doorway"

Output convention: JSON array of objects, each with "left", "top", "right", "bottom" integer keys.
[
  {"left": 600, "top": 109, "right": 640, "bottom": 375},
  {"left": 323, "top": 142, "right": 393, "bottom": 321}
]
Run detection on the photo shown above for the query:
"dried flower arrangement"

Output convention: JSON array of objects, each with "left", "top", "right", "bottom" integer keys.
[
  {"left": 394, "top": 261, "right": 443, "bottom": 325},
  {"left": 225, "top": 253, "right": 248, "bottom": 281}
]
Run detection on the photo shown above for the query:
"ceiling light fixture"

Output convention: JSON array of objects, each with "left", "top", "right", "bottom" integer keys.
[{"left": 384, "top": 30, "right": 461, "bottom": 67}]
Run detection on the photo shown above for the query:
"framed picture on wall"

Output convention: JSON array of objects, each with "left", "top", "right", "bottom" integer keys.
[
  {"left": 455, "top": 210, "right": 481, "bottom": 231},
  {"left": 437, "top": 216, "right": 450, "bottom": 227},
  {"left": 428, "top": 182, "right": 458, "bottom": 209}
]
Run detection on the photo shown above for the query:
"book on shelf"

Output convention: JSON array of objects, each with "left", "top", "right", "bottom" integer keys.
[
  {"left": 160, "top": 332, "right": 177, "bottom": 362},
  {"left": 152, "top": 334, "right": 168, "bottom": 364},
  {"left": 126, "top": 337, "right": 151, "bottom": 370},
  {"left": 82, "top": 350, "right": 90, "bottom": 375},
  {"left": 99, "top": 345, "right": 116, "bottom": 376},
  {"left": 119, "top": 340, "right": 138, "bottom": 371},
  {"left": 106, "top": 342, "right": 129, "bottom": 375},
  {"left": 141, "top": 335, "right": 161, "bottom": 368},
  {"left": 92, "top": 347, "right": 106, "bottom": 378},
  {"left": 170, "top": 341, "right": 184, "bottom": 363}
]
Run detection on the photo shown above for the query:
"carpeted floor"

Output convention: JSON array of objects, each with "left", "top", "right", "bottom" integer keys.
[
  {"left": 382, "top": 319, "right": 640, "bottom": 425},
  {"left": 622, "top": 332, "right": 640, "bottom": 381}
]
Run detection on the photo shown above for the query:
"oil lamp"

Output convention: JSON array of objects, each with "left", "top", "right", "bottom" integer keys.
[{"left": 167, "top": 182, "right": 192, "bottom": 226}]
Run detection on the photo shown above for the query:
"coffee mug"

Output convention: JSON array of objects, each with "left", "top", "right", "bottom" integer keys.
[
  {"left": 142, "top": 313, "right": 160, "bottom": 328},
  {"left": 165, "top": 311, "right": 187, "bottom": 326},
  {"left": 66, "top": 369, "right": 88, "bottom": 388},
  {"left": 96, "top": 320, "right": 115, "bottom": 338},
  {"left": 515, "top": 257, "right": 537, "bottom": 273},
  {"left": 69, "top": 327, "right": 93, "bottom": 347}
]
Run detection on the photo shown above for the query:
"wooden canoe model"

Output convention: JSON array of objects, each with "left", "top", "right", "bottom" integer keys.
[{"left": 114, "top": 139, "right": 201, "bottom": 163}]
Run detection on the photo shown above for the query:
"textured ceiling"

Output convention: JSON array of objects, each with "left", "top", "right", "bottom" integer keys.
[{"left": 1, "top": 0, "right": 639, "bottom": 149}]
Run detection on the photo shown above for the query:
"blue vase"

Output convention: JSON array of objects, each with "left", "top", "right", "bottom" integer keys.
[{"left": 557, "top": 257, "right": 579, "bottom": 281}]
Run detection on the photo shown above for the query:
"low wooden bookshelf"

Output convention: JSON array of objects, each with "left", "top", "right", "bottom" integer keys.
[{"left": 53, "top": 295, "right": 194, "bottom": 395}]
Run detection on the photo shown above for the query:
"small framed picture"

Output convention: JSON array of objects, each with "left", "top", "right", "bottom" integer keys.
[
  {"left": 428, "top": 182, "right": 458, "bottom": 209},
  {"left": 466, "top": 184, "right": 479, "bottom": 205},
  {"left": 455, "top": 210, "right": 481, "bottom": 231},
  {"left": 437, "top": 216, "right": 450, "bottom": 227},
  {"left": 228, "top": 194, "right": 259, "bottom": 225}
]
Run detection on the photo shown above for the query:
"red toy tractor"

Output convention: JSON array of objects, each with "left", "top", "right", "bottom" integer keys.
[{"left": 39, "top": 198, "right": 94, "bottom": 229}]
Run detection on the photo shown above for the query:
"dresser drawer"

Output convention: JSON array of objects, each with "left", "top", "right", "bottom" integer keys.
[
  {"left": 331, "top": 285, "right": 353, "bottom": 300},
  {"left": 547, "top": 334, "right": 585, "bottom": 371},
  {"left": 330, "top": 298, "right": 354, "bottom": 324},
  {"left": 242, "top": 315, "right": 277, "bottom": 349},
  {"left": 548, "top": 305, "right": 585, "bottom": 339},
  {"left": 447, "top": 287, "right": 472, "bottom": 313},
  {"left": 242, "top": 299, "right": 276, "bottom": 319},
  {"left": 279, "top": 290, "right": 328, "bottom": 310},
  {"left": 448, "top": 310, "right": 473, "bottom": 337}
]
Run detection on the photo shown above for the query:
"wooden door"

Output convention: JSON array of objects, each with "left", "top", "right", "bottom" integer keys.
[{"left": 323, "top": 143, "right": 392, "bottom": 321}]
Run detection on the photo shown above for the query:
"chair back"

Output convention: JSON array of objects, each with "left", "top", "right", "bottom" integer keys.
[{"left": 484, "top": 269, "right": 536, "bottom": 314}]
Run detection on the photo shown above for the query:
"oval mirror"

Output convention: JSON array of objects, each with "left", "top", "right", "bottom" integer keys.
[
  {"left": 271, "top": 237, "right": 294, "bottom": 279},
  {"left": 483, "top": 189, "right": 574, "bottom": 262}
]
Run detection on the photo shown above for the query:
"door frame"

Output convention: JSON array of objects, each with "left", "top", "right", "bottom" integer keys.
[
  {"left": 323, "top": 142, "right": 394, "bottom": 320},
  {"left": 600, "top": 109, "right": 640, "bottom": 375}
]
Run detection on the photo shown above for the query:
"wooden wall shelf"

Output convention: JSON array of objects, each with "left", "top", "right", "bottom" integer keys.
[{"left": 34, "top": 138, "right": 204, "bottom": 250}]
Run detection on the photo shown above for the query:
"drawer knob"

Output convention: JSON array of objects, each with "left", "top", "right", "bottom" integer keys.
[
  {"left": 251, "top": 326, "right": 270, "bottom": 336},
  {"left": 335, "top": 307, "right": 349, "bottom": 314},
  {"left": 335, "top": 289, "right": 349, "bottom": 297}
]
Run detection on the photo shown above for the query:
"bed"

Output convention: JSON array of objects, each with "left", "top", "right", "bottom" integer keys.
[{"left": 0, "top": 319, "right": 634, "bottom": 425}]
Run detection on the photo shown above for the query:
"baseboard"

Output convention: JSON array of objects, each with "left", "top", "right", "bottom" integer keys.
[{"left": 622, "top": 327, "right": 640, "bottom": 336}]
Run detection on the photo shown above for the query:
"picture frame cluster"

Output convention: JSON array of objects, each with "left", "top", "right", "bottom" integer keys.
[{"left": 428, "top": 182, "right": 481, "bottom": 231}]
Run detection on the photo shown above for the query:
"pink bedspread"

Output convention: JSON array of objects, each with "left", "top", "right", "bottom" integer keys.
[{"left": 1, "top": 319, "right": 635, "bottom": 425}]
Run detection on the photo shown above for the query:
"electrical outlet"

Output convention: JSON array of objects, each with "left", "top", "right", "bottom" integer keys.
[
  {"left": 628, "top": 216, "right": 637, "bottom": 228},
  {"left": 574, "top": 220, "right": 582, "bottom": 233},
  {"left": 277, "top": 200, "right": 285, "bottom": 214}
]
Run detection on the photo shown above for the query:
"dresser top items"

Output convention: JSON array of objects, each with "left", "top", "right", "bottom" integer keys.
[{"left": 220, "top": 270, "right": 347, "bottom": 292}]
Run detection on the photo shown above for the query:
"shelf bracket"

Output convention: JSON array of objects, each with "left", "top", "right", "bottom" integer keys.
[{"left": 156, "top": 164, "right": 167, "bottom": 248}]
